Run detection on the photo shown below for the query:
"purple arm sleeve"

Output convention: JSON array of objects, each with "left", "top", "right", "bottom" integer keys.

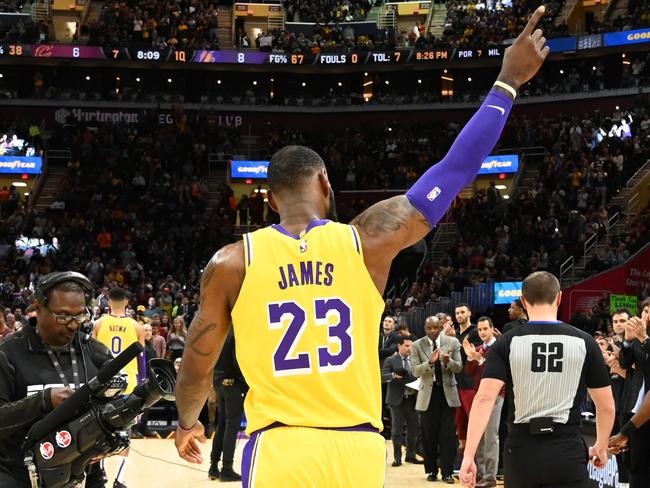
[
  {"left": 137, "top": 350, "right": 147, "bottom": 384},
  {"left": 405, "top": 89, "right": 514, "bottom": 227}
]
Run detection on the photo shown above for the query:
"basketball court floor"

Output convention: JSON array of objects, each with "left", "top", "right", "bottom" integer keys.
[{"left": 103, "top": 438, "right": 494, "bottom": 487}]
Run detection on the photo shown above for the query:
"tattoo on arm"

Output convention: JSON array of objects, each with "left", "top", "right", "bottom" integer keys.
[
  {"left": 351, "top": 196, "right": 428, "bottom": 237},
  {"left": 187, "top": 321, "right": 218, "bottom": 357}
]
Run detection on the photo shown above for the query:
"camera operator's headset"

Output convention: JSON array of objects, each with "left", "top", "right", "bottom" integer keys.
[{"left": 34, "top": 271, "right": 95, "bottom": 385}]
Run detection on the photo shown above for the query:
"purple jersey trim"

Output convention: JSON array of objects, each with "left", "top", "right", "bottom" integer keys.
[
  {"left": 244, "top": 233, "right": 252, "bottom": 266},
  {"left": 271, "top": 219, "right": 330, "bottom": 240},
  {"left": 350, "top": 225, "right": 361, "bottom": 254}
]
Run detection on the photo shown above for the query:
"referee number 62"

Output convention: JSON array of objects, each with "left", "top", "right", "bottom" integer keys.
[{"left": 531, "top": 342, "right": 563, "bottom": 373}]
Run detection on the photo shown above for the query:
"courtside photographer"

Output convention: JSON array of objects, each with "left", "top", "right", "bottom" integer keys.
[{"left": 0, "top": 272, "right": 113, "bottom": 487}]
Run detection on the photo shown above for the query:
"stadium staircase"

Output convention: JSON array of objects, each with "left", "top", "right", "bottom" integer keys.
[
  {"left": 429, "top": 222, "right": 459, "bottom": 269},
  {"left": 376, "top": 3, "right": 396, "bottom": 30},
  {"left": 425, "top": 3, "right": 447, "bottom": 39},
  {"left": 217, "top": 5, "right": 234, "bottom": 49},
  {"left": 560, "top": 159, "right": 650, "bottom": 287},
  {"left": 32, "top": 155, "right": 69, "bottom": 214},
  {"left": 205, "top": 135, "right": 261, "bottom": 218},
  {"left": 605, "top": 0, "right": 630, "bottom": 26},
  {"left": 29, "top": 0, "right": 50, "bottom": 22},
  {"left": 267, "top": 6, "right": 285, "bottom": 32},
  {"left": 555, "top": 0, "right": 578, "bottom": 28}
]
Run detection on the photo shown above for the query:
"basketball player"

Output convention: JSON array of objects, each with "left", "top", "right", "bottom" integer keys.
[
  {"left": 93, "top": 288, "right": 146, "bottom": 488},
  {"left": 175, "top": 7, "right": 550, "bottom": 486}
]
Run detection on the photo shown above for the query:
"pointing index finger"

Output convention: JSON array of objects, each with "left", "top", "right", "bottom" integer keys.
[{"left": 523, "top": 6, "right": 546, "bottom": 37}]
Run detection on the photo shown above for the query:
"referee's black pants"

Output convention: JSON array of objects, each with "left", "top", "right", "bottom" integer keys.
[{"left": 504, "top": 424, "right": 590, "bottom": 488}]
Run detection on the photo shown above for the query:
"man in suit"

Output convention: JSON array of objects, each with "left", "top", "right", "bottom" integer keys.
[
  {"left": 502, "top": 299, "right": 528, "bottom": 334},
  {"left": 411, "top": 315, "right": 462, "bottom": 483},
  {"left": 379, "top": 315, "right": 400, "bottom": 438},
  {"left": 618, "top": 299, "right": 650, "bottom": 487},
  {"left": 381, "top": 335, "right": 423, "bottom": 467},
  {"left": 379, "top": 315, "right": 399, "bottom": 362}
]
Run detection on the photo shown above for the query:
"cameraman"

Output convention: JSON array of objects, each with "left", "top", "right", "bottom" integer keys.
[{"left": 0, "top": 272, "right": 113, "bottom": 487}]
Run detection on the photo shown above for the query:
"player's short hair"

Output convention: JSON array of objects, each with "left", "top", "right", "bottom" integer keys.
[
  {"left": 522, "top": 271, "right": 560, "bottom": 306},
  {"left": 612, "top": 308, "right": 631, "bottom": 319},
  {"left": 396, "top": 335, "right": 413, "bottom": 345},
  {"left": 268, "top": 145, "right": 326, "bottom": 193},
  {"left": 477, "top": 316, "right": 494, "bottom": 327},
  {"left": 108, "top": 287, "right": 129, "bottom": 301},
  {"left": 455, "top": 303, "right": 471, "bottom": 312}
]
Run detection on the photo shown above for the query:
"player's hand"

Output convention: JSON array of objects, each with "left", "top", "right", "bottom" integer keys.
[
  {"left": 50, "top": 386, "right": 74, "bottom": 408},
  {"left": 441, "top": 351, "right": 451, "bottom": 364},
  {"left": 497, "top": 5, "right": 549, "bottom": 90},
  {"left": 607, "top": 433, "right": 629, "bottom": 454},
  {"left": 459, "top": 455, "right": 477, "bottom": 487},
  {"left": 430, "top": 348, "right": 440, "bottom": 363},
  {"left": 589, "top": 444, "right": 608, "bottom": 469},
  {"left": 175, "top": 420, "right": 207, "bottom": 464}
]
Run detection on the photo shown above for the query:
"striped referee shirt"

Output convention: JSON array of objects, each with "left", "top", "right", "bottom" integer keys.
[{"left": 483, "top": 321, "right": 610, "bottom": 425}]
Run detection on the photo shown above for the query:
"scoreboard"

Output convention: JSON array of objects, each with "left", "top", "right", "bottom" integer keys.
[{"left": 0, "top": 44, "right": 507, "bottom": 65}]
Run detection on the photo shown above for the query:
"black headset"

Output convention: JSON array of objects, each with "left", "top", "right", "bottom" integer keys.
[
  {"left": 35, "top": 271, "right": 94, "bottom": 307},
  {"left": 33, "top": 271, "right": 95, "bottom": 382}
]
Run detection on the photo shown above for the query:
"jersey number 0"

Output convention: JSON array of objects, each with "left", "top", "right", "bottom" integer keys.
[{"left": 268, "top": 298, "right": 353, "bottom": 376}]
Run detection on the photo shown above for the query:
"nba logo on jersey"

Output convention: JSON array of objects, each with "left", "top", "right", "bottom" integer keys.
[
  {"left": 427, "top": 186, "right": 441, "bottom": 201},
  {"left": 300, "top": 240, "right": 308, "bottom": 253}
]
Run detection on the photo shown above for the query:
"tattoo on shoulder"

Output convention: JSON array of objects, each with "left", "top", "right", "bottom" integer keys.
[{"left": 352, "top": 196, "right": 428, "bottom": 236}]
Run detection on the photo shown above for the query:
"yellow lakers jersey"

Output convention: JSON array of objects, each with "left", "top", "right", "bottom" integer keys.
[
  {"left": 231, "top": 220, "right": 385, "bottom": 434},
  {"left": 96, "top": 315, "right": 140, "bottom": 393}
]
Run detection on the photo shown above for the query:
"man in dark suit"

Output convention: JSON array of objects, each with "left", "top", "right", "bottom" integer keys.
[
  {"left": 502, "top": 299, "right": 527, "bottom": 334},
  {"left": 618, "top": 300, "right": 650, "bottom": 487},
  {"left": 411, "top": 315, "right": 462, "bottom": 483},
  {"left": 382, "top": 335, "right": 422, "bottom": 467},
  {"left": 379, "top": 315, "right": 399, "bottom": 362}
]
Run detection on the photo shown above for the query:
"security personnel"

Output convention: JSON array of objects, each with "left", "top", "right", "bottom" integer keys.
[
  {"left": 208, "top": 329, "right": 246, "bottom": 482},
  {"left": 0, "top": 272, "right": 113, "bottom": 487},
  {"left": 460, "top": 271, "right": 615, "bottom": 488}
]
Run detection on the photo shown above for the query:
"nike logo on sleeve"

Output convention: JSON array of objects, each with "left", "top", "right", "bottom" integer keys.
[{"left": 487, "top": 105, "right": 506, "bottom": 116}]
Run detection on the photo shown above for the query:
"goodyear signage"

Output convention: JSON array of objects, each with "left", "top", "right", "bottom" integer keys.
[
  {"left": 231, "top": 160, "right": 269, "bottom": 179},
  {"left": 494, "top": 281, "right": 523, "bottom": 304},
  {"left": 0, "top": 156, "right": 42, "bottom": 174},
  {"left": 479, "top": 154, "right": 519, "bottom": 175},
  {"left": 604, "top": 27, "right": 650, "bottom": 46}
]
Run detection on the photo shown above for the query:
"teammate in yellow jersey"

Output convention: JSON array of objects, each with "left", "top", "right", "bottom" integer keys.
[
  {"left": 93, "top": 287, "right": 145, "bottom": 488},
  {"left": 175, "top": 7, "right": 549, "bottom": 487}
]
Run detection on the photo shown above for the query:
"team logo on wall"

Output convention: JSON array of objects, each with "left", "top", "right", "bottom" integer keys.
[
  {"left": 55, "top": 108, "right": 71, "bottom": 124},
  {"left": 40, "top": 442, "right": 55, "bottom": 460},
  {"left": 55, "top": 430, "right": 72, "bottom": 449}
]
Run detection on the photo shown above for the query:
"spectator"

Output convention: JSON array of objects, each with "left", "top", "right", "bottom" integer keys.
[{"left": 166, "top": 316, "right": 187, "bottom": 361}]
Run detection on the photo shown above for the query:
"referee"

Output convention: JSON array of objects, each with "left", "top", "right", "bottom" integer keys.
[{"left": 460, "top": 271, "right": 615, "bottom": 488}]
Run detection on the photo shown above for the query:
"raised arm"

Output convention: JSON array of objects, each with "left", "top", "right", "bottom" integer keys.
[
  {"left": 174, "top": 241, "right": 244, "bottom": 464},
  {"left": 352, "top": 6, "right": 550, "bottom": 293}
]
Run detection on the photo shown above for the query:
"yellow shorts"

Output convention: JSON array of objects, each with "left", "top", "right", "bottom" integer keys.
[{"left": 241, "top": 425, "right": 386, "bottom": 487}]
